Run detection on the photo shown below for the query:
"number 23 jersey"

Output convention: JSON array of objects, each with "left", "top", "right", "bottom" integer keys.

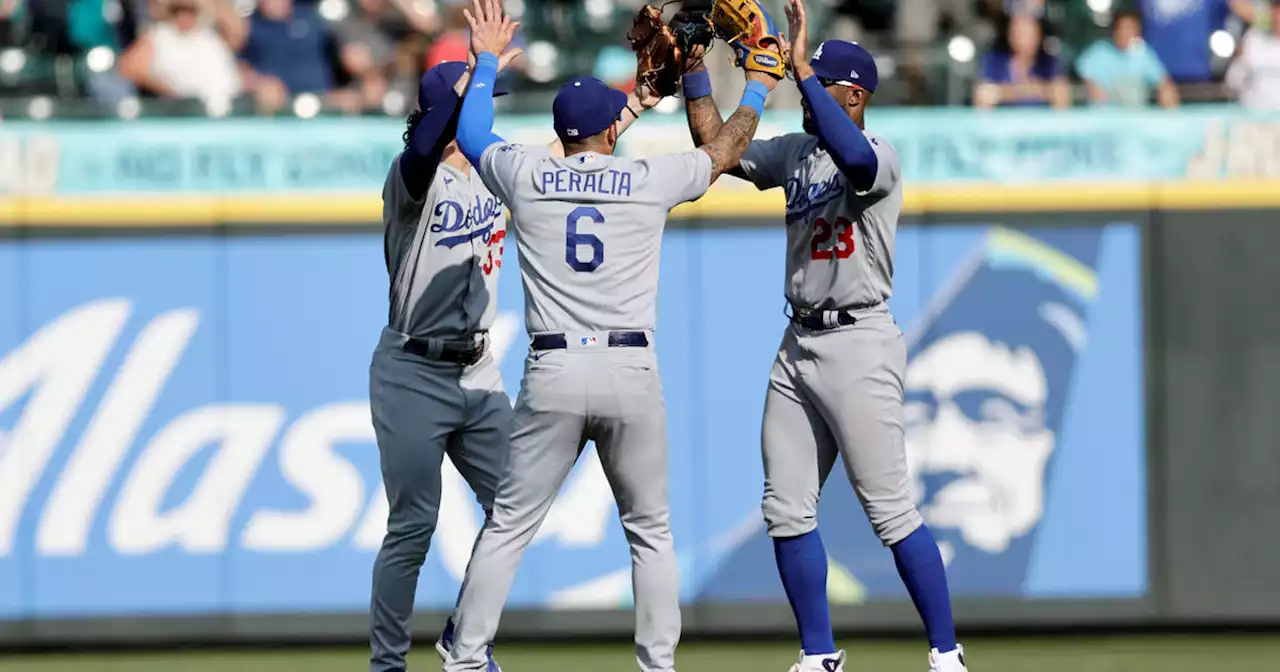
[{"left": 737, "top": 132, "right": 903, "bottom": 311}]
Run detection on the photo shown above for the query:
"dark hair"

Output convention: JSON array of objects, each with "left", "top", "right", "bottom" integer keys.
[{"left": 403, "top": 110, "right": 423, "bottom": 148}]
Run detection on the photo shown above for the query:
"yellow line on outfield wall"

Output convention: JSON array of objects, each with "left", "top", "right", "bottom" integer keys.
[{"left": 3, "top": 180, "right": 1280, "bottom": 226}]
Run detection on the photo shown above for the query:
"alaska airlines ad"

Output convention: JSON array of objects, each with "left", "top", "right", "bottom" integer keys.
[{"left": 0, "top": 222, "right": 1145, "bottom": 618}]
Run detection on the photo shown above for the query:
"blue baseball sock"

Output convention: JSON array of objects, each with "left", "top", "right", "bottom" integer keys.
[
  {"left": 891, "top": 524, "right": 957, "bottom": 653},
  {"left": 773, "top": 530, "right": 837, "bottom": 655}
]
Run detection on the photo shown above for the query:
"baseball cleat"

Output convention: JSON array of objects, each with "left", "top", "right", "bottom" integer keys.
[
  {"left": 928, "top": 644, "right": 967, "bottom": 671},
  {"left": 788, "top": 649, "right": 846, "bottom": 672},
  {"left": 435, "top": 617, "right": 502, "bottom": 672}
]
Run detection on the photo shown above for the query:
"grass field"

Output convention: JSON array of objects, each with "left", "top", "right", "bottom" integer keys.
[{"left": 4, "top": 636, "right": 1280, "bottom": 672}]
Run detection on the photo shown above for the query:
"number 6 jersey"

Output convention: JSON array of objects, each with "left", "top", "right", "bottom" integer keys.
[
  {"left": 476, "top": 142, "right": 713, "bottom": 334},
  {"left": 737, "top": 132, "right": 903, "bottom": 310}
]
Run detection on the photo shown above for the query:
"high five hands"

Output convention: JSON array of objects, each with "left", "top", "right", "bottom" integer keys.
[
  {"left": 463, "top": 0, "right": 523, "bottom": 70},
  {"left": 782, "top": 0, "right": 814, "bottom": 81}
]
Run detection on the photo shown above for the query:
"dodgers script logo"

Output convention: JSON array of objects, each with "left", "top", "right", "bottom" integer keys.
[
  {"left": 431, "top": 195, "right": 505, "bottom": 249},
  {"left": 784, "top": 172, "right": 844, "bottom": 221}
]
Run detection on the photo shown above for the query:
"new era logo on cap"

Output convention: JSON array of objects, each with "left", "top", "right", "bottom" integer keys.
[{"left": 809, "top": 39, "right": 879, "bottom": 93}]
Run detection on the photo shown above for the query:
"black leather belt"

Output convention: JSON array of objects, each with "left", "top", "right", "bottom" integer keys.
[
  {"left": 530, "top": 331, "right": 649, "bottom": 351},
  {"left": 403, "top": 337, "right": 486, "bottom": 366},
  {"left": 789, "top": 301, "right": 883, "bottom": 331}
]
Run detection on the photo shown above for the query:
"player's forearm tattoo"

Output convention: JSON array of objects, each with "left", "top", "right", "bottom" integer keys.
[
  {"left": 702, "top": 106, "right": 759, "bottom": 183},
  {"left": 685, "top": 95, "right": 725, "bottom": 147}
]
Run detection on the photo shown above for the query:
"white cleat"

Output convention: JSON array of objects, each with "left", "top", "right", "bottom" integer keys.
[
  {"left": 787, "top": 649, "right": 846, "bottom": 672},
  {"left": 928, "top": 644, "right": 967, "bottom": 671}
]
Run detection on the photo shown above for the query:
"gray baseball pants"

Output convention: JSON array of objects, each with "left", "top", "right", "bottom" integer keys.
[
  {"left": 445, "top": 337, "right": 680, "bottom": 672},
  {"left": 760, "top": 309, "right": 923, "bottom": 545},
  {"left": 368, "top": 327, "right": 512, "bottom": 672}
]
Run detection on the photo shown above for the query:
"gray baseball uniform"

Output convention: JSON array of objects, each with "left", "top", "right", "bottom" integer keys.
[
  {"left": 443, "top": 142, "right": 714, "bottom": 672},
  {"left": 369, "top": 155, "right": 513, "bottom": 672},
  {"left": 737, "top": 132, "right": 923, "bottom": 546}
]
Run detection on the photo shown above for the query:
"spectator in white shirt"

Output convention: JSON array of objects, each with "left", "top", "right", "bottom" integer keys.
[
  {"left": 1226, "top": 2, "right": 1280, "bottom": 109},
  {"left": 118, "top": 0, "right": 258, "bottom": 110}
]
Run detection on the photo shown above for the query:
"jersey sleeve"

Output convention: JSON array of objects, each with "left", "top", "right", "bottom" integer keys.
[
  {"left": 645, "top": 149, "right": 714, "bottom": 208},
  {"left": 736, "top": 136, "right": 792, "bottom": 191},
  {"left": 860, "top": 136, "right": 901, "bottom": 197},
  {"left": 477, "top": 142, "right": 532, "bottom": 204}
]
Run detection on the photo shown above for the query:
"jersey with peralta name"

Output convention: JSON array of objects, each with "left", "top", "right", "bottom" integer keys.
[
  {"left": 737, "top": 132, "right": 903, "bottom": 311},
  {"left": 382, "top": 154, "right": 507, "bottom": 339},
  {"left": 475, "top": 143, "right": 713, "bottom": 334}
]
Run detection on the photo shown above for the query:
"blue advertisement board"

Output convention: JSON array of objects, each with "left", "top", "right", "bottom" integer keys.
[{"left": 0, "top": 223, "right": 1144, "bottom": 618}]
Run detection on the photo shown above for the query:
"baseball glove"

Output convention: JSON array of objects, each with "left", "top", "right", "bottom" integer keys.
[
  {"left": 709, "top": 0, "right": 787, "bottom": 79},
  {"left": 627, "top": 5, "right": 716, "bottom": 97},
  {"left": 627, "top": 4, "right": 685, "bottom": 97}
]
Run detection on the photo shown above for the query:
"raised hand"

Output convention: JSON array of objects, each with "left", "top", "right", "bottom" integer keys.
[
  {"left": 497, "top": 46, "right": 524, "bottom": 71},
  {"left": 464, "top": 0, "right": 520, "bottom": 59},
  {"left": 467, "top": 46, "right": 523, "bottom": 73},
  {"left": 634, "top": 80, "right": 663, "bottom": 109},
  {"left": 783, "top": 0, "right": 813, "bottom": 80},
  {"left": 683, "top": 43, "right": 708, "bottom": 73}
]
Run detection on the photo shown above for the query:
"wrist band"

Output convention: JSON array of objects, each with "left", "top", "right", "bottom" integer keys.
[
  {"left": 740, "top": 80, "right": 769, "bottom": 116},
  {"left": 683, "top": 69, "right": 713, "bottom": 99},
  {"left": 475, "top": 52, "right": 499, "bottom": 70},
  {"left": 626, "top": 104, "right": 642, "bottom": 119}
]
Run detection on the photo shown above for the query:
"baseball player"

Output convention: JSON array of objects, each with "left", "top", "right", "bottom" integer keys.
[
  {"left": 681, "top": 1, "right": 967, "bottom": 671},
  {"left": 434, "top": 1, "right": 776, "bottom": 670},
  {"left": 369, "top": 39, "right": 661, "bottom": 672}
]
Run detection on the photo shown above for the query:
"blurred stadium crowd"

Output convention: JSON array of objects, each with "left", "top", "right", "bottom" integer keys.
[{"left": 0, "top": 0, "right": 1276, "bottom": 118}]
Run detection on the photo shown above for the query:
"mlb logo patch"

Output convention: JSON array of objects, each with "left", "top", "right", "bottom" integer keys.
[{"left": 581, "top": 336, "right": 597, "bottom": 346}]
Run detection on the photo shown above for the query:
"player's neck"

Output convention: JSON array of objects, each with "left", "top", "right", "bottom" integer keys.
[
  {"left": 442, "top": 145, "right": 471, "bottom": 174},
  {"left": 563, "top": 140, "right": 613, "bottom": 157}
]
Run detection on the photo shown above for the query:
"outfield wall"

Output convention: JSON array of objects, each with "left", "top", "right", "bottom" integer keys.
[{"left": 1, "top": 109, "right": 1279, "bottom": 645}]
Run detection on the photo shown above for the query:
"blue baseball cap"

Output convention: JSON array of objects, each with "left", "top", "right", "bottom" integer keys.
[
  {"left": 809, "top": 40, "right": 879, "bottom": 93},
  {"left": 552, "top": 77, "right": 628, "bottom": 142},
  {"left": 418, "top": 61, "right": 508, "bottom": 112}
]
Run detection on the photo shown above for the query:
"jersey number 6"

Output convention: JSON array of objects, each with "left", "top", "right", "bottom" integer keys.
[
  {"left": 566, "top": 205, "right": 605, "bottom": 272},
  {"left": 811, "top": 216, "right": 855, "bottom": 260}
]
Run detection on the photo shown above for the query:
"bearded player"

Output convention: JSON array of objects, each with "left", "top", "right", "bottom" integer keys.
[{"left": 682, "top": 0, "right": 966, "bottom": 670}]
